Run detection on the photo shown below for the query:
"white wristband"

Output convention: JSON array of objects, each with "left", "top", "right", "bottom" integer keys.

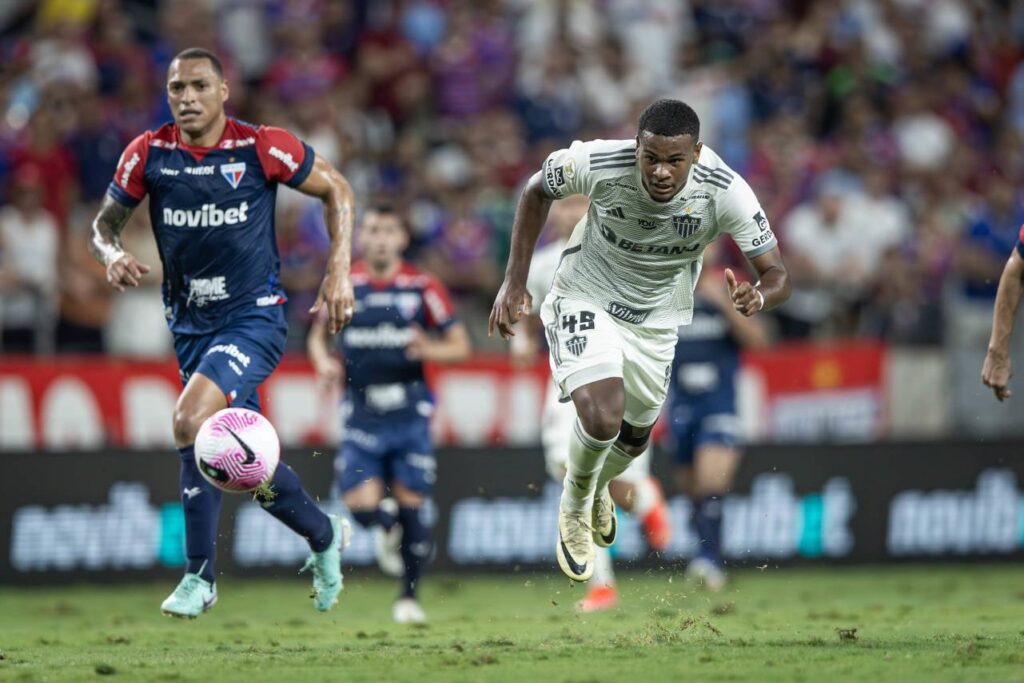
[{"left": 754, "top": 288, "right": 765, "bottom": 311}]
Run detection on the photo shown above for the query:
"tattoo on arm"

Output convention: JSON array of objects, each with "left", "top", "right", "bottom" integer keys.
[
  {"left": 321, "top": 177, "right": 354, "bottom": 273},
  {"left": 89, "top": 195, "right": 134, "bottom": 266}
]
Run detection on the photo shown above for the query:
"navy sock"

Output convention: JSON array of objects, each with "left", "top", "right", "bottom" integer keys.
[
  {"left": 397, "top": 506, "right": 430, "bottom": 599},
  {"left": 179, "top": 446, "right": 221, "bottom": 583},
  {"left": 351, "top": 510, "right": 378, "bottom": 529},
  {"left": 256, "top": 462, "right": 334, "bottom": 552},
  {"left": 692, "top": 496, "right": 724, "bottom": 565},
  {"left": 351, "top": 507, "right": 396, "bottom": 531}
]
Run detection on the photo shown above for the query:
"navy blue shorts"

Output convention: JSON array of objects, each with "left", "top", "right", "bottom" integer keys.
[
  {"left": 335, "top": 418, "right": 436, "bottom": 495},
  {"left": 669, "top": 394, "right": 740, "bottom": 465},
  {"left": 173, "top": 310, "right": 287, "bottom": 412}
]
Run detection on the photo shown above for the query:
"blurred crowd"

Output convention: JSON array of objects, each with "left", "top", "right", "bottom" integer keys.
[{"left": 1, "top": 0, "right": 1023, "bottom": 356}]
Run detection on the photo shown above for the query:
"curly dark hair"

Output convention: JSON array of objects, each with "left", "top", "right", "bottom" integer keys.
[{"left": 638, "top": 99, "right": 700, "bottom": 139}]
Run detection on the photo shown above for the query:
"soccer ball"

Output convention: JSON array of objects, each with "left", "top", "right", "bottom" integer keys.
[{"left": 194, "top": 408, "right": 280, "bottom": 493}]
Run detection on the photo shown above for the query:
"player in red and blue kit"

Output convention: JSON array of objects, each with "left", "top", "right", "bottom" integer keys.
[
  {"left": 89, "top": 48, "right": 357, "bottom": 618},
  {"left": 308, "top": 206, "right": 470, "bottom": 624},
  {"left": 668, "top": 262, "right": 768, "bottom": 591},
  {"left": 983, "top": 223, "right": 1024, "bottom": 401}
]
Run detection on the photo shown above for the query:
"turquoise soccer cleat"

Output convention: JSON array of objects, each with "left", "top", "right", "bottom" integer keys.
[
  {"left": 301, "top": 515, "right": 352, "bottom": 612},
  {"left": 160, "top": 572, "right": 217, "bottom": 619}
]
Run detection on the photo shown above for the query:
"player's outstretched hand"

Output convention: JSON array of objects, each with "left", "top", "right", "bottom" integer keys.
[
  {"left": 982, "top": 349, "right": 1013, "bottom": 402},
  {"left": 310, "top": 271, "right": 355, "bottom": 334},
  {"left": 488, "top": 279, "right": 532, "bottom": 341},
  {"left": 105, "top": 252, "right": 151, "bottom": 292},
  {"left": 725, "top": 268, "right": 763, "bottom": 317}
]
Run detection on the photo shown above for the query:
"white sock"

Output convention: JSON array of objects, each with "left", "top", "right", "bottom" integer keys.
[
  {"left": 561, "top": 419, "right": 617, "bottom": 514},
  {"left": 595, "top": 444, "right": 635, "bottom": 492},
  {"left": 590, "top": 547, "right": 615, "bottom": 588},
  {"left": 631, "top": 476, "right": 659, "bottom": 517}
]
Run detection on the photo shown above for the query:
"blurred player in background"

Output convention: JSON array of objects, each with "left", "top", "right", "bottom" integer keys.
[
  {"left": 491, "top": 99, "right": 790, "bottom": 582},
  {"left": 90, "top": 48, "right": 357, "bottom": 618},
  {"left": 982, "top": 225, "right": 1024, "bottom": 401},
  {"left": 668, "top": 242, "right": 768, "bottom": 591},
  {"left": 511, "top": 194, "right": 671, "bottom": 611},
  {"left": 308, "top": 206, "right": 470, "bottom": 624}
]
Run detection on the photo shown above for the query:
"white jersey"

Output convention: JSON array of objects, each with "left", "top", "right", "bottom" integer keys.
[{"left": 535, "top": 140, "right": 776, "bottom": 329}]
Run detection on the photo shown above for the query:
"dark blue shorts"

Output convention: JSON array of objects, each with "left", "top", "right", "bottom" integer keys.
[
  {"left": 334, "top": 418, "right": 436, "bottom": 495},
  {"left": 173, "top": 311, "right": 287, "bottom": 412},
  {"left": 669, "top": 394, "right": 740, "bottom": 465}
]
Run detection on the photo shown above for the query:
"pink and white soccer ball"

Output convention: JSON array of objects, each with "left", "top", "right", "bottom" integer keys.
[{"left": 194, "top": 408, "right": 280, "bottom": 493}]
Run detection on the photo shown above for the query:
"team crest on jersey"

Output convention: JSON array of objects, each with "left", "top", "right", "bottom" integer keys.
[
  {"left": 565, "top": 335, "right": 587, "bottom": 357},
  {"left": 673, "top": 214, "right": 703, "bottom": 238},
  {"left": 396, "top": 292, "right": 421, "bottom": 320},
  {"left": 220, "top": 162, "right": 246, "bottom": 189}
]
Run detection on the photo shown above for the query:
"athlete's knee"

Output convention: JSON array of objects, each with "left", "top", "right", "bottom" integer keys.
[
  {"left": 392, "top": 483, "right": 425, "bottom": 508},
  {"left": 572, "top": 393, "right": 624, "bottom": 442},
  {"left": 172, "top": 403, "right": 212, "bottom": 446},
  {"left": 616, "top": 421, "right": 651, "bottom": 457}
]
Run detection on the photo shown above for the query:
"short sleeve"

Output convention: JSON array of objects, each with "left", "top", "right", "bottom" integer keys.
[
  {"left": 1016, "top": 224, "right": 1024, "bottom": 258},
  {"left": 255, "top": 126, "right": 315, "bottom": 188},
  {"left": 422, "top": 276, "right": 457, "bottom": 331},
  {"left": 107, "top": 133, "right": 151, "bottom": 207},
  {"left": 536, "top": 140, "right": 595, "bottom": 199},
  {"left": 718, "top": 176, "right": 777, "bottom": 258}
]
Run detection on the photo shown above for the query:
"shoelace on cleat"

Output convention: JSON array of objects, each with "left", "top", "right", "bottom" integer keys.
[
  {"left": 593, "top": 492, "right": 613, "bottom": 529},
  {"left": 562, "top": 513, "right": 593, "bottom": 556},
  {"left": 175, "top": 576, "right": 203, "bottom": 599}
]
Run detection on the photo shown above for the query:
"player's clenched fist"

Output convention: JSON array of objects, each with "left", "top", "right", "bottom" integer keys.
[
  {"left": 105, "top": 251, "right": 152, "bottom": 292},
  {"left": 725, "top": 268, "right": 764, "bottom": 317},
  {"left": 982, "top": 349, "right": 1013, "bottom": 402},
  {"left": 488, "top": 279, "right": 532, "bottom": 340},
  {"left": 310, "top": 271, "right": 355, "bottom": 334}
]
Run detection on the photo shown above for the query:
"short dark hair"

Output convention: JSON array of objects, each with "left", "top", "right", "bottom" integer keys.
[
  {"left": 365, "top": 203, "right": 410, "bottom": 232},
  {"left": 172, "top": 47, "right": 224, "bottom": 79},
  {"left": 638, "top": 99, "right": 700, "bottom": 139}
]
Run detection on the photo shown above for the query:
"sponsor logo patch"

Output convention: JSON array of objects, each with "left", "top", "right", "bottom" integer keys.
[
  {"left": 187, "top": 276, "right": 230, "bottom": 307},
  {"left": 269, "top": 146, "right": 299, "bottom": 172},
  {"left": 162, "top": 202, "right": 249, "bottom": 228},
  {"left": 119, "top": 153, "right": 140, "bottom": 188},
  {"left": 563, "top": 158, "right": 576, "bottom": 179},
  {"left": 606, "top": 302, "right": 651, "bottom": 324},
  {"left": 754, "top": 211, "right": 770, "bottom": 232}
]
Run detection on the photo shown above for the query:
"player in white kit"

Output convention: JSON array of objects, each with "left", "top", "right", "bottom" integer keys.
[
  {"left": 490, "top": 99, "right": 791, "bottom": 582},
  {"left": 511, "top": 195, "right": 672, "bottom": 611}
]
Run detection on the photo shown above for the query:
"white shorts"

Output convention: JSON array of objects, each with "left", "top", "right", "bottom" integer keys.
[
  {"left": 540, "top": 293, "right": 678, "bottom": 427},
  {"left": 541, "top": 381, "right": 652, "bottom": 483}
]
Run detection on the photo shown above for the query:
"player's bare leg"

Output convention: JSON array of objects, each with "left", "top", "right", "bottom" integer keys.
[
  {"left": 556, "top": 378, "right": 624, "bottom": 581},
  {"left": 391, "top": 482, "right": 430, "bottom": 624},
  {"left": 678, "top": 444, "right": 740, "bottom": 591}
]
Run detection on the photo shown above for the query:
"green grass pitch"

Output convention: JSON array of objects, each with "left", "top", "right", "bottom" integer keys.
[{"left": 2, "top": 565, "right": 1023, "bottom": 682}]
